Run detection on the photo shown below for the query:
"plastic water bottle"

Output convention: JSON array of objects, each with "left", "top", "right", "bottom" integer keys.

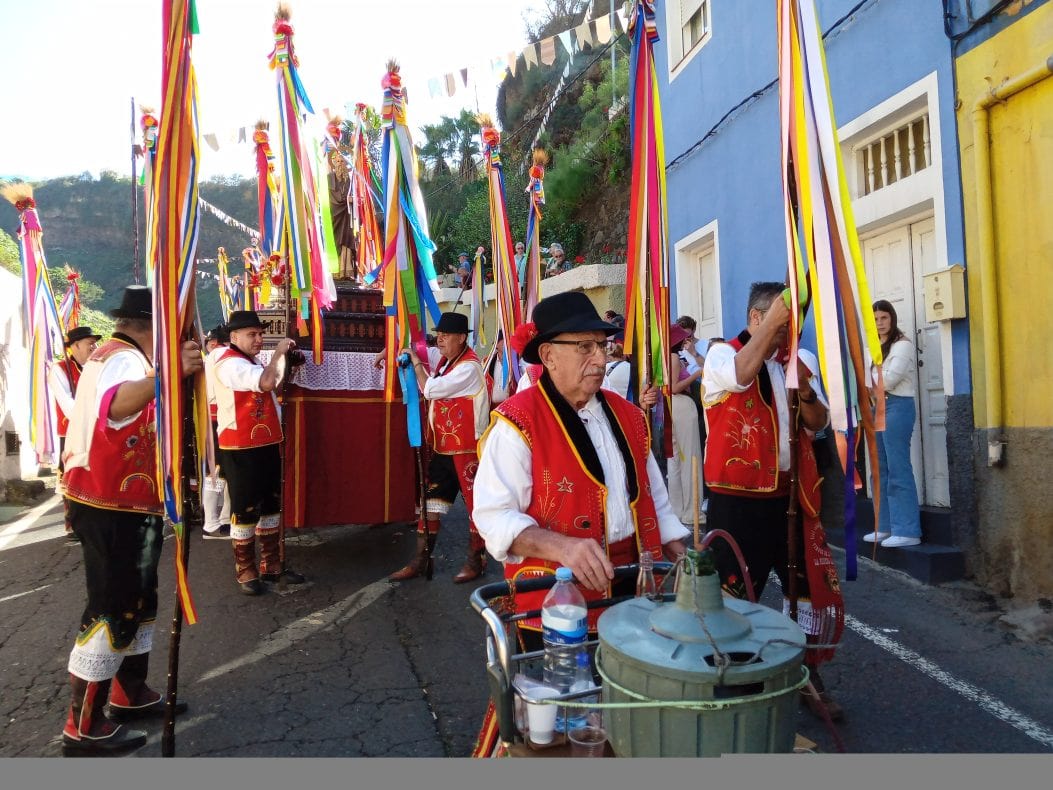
[
  {"left": 565, "top": 649, "right": 598, "bottom": 732},
  {"left": 541, "top": 566, "right": 587, "bottom": 733}
]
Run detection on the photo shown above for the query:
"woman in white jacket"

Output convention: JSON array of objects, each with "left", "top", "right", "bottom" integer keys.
[{"left": 869, "top": 300, "right": 922, "bottom": 548}]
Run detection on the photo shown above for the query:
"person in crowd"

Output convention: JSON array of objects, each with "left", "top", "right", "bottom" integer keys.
[
  {"left": 702, "top": 281, "right": 844, "bottom": 721},
  {"left": 675, "top": 315, "right": 711, "bottom": 505},
  {"left": 601, "top": 331, "right": 631, "bottom": 400},
  {"left": 485, "top": 331, "right": 515, "bottom": 407},
  {"left": 49, "top": 324, "right": 101, "bottom": 545},
  {"left": 59, "top": 285, "right": 198, "bottom": 753},
  {"left": 201, "top": 323, "right": 232, "bottom": 540},
  {"left": 667, "top": 323, "right": 706, "bottom": 526},
  {"left": 514, "top": 241, "right": 527, "bottom": 293},
  {"left": 213, "top": 310, "right": 305, "bottom": 595},
  {"left": 544, "top": 242, "right": 566, "bottom": 278},
  {"left": 603, "top": 309, "right": 625, "bottom": 329},
  {"left": 473, "top": 291, "right": 689, "bottom": 645},
  {"left": 390, "top": 311, "right": 491, "bottom": 583},
  {"left": 455, "top": 252, "right": 472, "bottom": 288},
  {"left": 868, "top": 299, "right": 922, "bottom": 548}
]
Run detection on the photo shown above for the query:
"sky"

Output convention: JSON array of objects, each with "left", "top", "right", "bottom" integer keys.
[{"left": 0, "top": 0, "right": 553, "bottom": 181}]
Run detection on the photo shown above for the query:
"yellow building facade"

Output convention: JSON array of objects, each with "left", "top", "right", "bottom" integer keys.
[{"left": 956, "top": 1, "right": 1053, "bottom": 599}]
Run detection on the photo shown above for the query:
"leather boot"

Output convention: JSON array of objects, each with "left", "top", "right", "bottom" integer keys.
[
  {"left": 108, "top": 652, "right": 188, "bottom": 721},
  {"left": 62, "top": 675, "right": 147, "bottom": 754},
  {"left": 453, "top": 549, "right": 487, "bottom": 584},
  {"left": 389, "top": 532, "right": 438, "bottom": 581},
  {"left": 233, "top": 535, "right": 262, "bottom": 595},
  {"left": 258, "top": 529, "right": 306, "bottom": 584}
]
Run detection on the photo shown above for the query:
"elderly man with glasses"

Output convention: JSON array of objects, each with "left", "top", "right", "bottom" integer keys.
[{"left": 473, "top": 292, "right": 689, "bottom": 642}]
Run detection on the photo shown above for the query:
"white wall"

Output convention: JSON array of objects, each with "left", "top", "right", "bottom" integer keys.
[{"left": 0, "top": 268, "right": 38, "bottom": 483}]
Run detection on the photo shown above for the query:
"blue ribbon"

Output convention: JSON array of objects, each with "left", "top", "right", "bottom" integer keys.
[{"left": 398, "top": 356, "right": 423, "bottom": 448}]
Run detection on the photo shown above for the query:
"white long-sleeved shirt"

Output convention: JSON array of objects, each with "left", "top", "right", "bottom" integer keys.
[
  {"left": 214, "top": 352, "right": 284, "bottom": 435},
  {"left": 473, "top": 394, "right": 689, "bottom": 563},
  {"left": 876, "top": 338, "right": 916, "bottom": 397},
  {"left": 702, "top": 343, "right": 827, "bottom": 472},
  {"left": 602, "top": 359, "right": 631, "bottom": 400},
  {"left": 48, "top": 361, "right": 76, "bottom": 418},
  {"left": 421, "top": 347, "right": 490, "bottom": 440}
]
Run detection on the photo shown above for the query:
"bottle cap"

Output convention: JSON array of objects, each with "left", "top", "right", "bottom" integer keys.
[{"left": 555, "top": 566, "right": 573, "bottom": 581}]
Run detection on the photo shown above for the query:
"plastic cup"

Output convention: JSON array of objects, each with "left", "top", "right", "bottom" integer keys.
[
  {"left": 568, "top": 725, "right": 607, "bottom": 757},
  {"left": 524, "top": 687, "right": 561, "bottom": 745}
]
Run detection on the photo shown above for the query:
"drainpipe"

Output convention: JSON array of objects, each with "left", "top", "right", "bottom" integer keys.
[{"left": 971, "top": 54, "right": 1053, "bottom": 466}]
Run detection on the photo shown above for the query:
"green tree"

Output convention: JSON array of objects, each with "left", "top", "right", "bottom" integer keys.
[
  {"left": 452, "top": 110, "right": 481, "bottom": 184},
  {"left": 0, "top": 228, "right": 19, "bottom": 275}
]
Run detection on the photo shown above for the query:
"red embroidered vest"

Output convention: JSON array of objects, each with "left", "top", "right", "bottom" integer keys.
[
  {"left": 703, "top": 335, "right": 822, "bottom": 515},
  {"left": 429, "top": 348, "right": 485, "bottom": 456},
  {"left": 54, "top": 358, "right": 81, "bottom": 438},
  {"left": 494, "top": 378, "right": 664, "bottom": 630},
  {"left": 64, "top": 340, "right": 161, "bottom": 514},
  {"left": 215, "top": 348, "right": 283, "bottom": 450}
]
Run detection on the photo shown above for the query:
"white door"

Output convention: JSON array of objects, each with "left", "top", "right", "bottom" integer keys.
[
  {"left": 674, "top": 238, "right": 721, "bottom": 341},
  {"left": 862, "top": 217, "right": 949, "bottom": 507}
]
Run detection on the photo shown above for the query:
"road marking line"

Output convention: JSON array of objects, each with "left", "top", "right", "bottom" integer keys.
[
  {"left": 0, "top": 496, "right": 62, "bottom": 551},
  {"left": 197, "top": 576, "right": 390, "bottom": 683},
  {"left": 0, "top": 584, "right": 52, "bottom": 604},
  {"left": 845, "top": 614, "right": 1053, "bottom": 749}
]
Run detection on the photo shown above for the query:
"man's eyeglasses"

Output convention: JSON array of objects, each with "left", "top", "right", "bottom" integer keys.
[{"left": 547, "top": 339, "right": 606, "bottom": 356}]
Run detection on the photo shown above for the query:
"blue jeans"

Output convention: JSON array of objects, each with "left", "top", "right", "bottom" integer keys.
[{"left": 876, "top": 394, "right": 922, "bottom": 539}]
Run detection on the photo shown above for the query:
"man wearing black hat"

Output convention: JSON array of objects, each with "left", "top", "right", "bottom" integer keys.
[
  {"left": 473, "top": 291, "right": 689, "bottom": 638},
  {"left": 213, "top": 310, "right": 304, "bottom": 594},
  {"left": 202, "top": 323, "right": 232, "bottom": 539},
  {"left": 390, "top": 311, "right": 490, "bottom": 583},
  {"left": 60, "top": 285, "right": 200, "bottom": 754},
  {"left": 49, "top": 325, "right": 102, "bottom": 544}
]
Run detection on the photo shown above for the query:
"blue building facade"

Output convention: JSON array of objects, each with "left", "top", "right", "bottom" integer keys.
[{"left": 654, "top": 0, "right": 973, "bottom": 563}]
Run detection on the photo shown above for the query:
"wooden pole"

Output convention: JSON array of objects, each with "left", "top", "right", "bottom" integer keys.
[
  {"left": 162, "top": 367, "right": 198, "bottom": 756},
  {"left": 786, "top": 387, "right": 801, "bottom": 622},
  {"left": 691, "top": 455, "right": 701, "bottom": 550}
]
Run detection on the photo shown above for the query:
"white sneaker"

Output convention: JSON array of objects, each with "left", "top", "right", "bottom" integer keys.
[
  {"left": 881, "top": 535, "right": 920, "bottom": 548},
  {"left": 862, "top": 531, "right": 890, "bottom": 543}
]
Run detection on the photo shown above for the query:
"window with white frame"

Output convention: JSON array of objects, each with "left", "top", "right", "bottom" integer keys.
[
  {"left": 666, "top": 0, "right": 712, "bottom": 79},
  {"left": 854, "top": 112, "right": 932, "bottom": 197}
]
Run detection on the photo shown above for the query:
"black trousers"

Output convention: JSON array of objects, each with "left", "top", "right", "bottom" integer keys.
[
  {"left": 220, "top": 443, "right": 282, "bottom": 522},
  {"left": 68, "top": 501, "right": 163, "bottom": 648},
  {"left": 706, "top": 491, "right": 809, "bottom": 602}
]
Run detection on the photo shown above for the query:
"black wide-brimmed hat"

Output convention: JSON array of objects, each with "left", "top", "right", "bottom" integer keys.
[
  {"left": 522, "top": 291, "right": 619, "bottom": 364},
  {"left": 435, "top": 311, "right": 469, "bottom": 335},
  {"left": 110, "top": 285, "right": 153, "bottom": 319},
  {"left": 225, "top": 310, "right": 265, "bottom": 332},
  {"left": 65, "top": 326, "right": 101, "bottom": 346}
]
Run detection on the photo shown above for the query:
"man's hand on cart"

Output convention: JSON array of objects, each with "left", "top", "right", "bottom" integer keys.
[
  {"left": 274, "top": 337, "right": 296, "bottom": 356},
  {"left": 373, "top": 349, "right": 386, "bottom": 369},
  {"left": 510, "top": 526, "right": 615, "bottom": 592},
  {"left": 180, "top": 341, "right": 204, "bottom": 378}
]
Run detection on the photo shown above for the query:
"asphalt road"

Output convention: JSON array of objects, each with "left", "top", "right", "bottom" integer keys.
[{"left": 1, "top": 493, "right": 1051, "bottom": 757}]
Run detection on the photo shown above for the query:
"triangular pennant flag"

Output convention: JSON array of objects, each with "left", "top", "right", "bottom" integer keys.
[
  {"left": 557, "top": 30, "right": 574, "bottom": 57},
  {"left": 445, "top": 73, "right": 456, "bottom": 96},
  {"left": 506, "top": 50, "right": 518, "bottom": 77},
  {"left": 204, "top": 132, "right": 220, "bottom": 151},
  {"left": 237, "top": 126, "right": 247, "bottom": 143},
  {"left": 539, "top": 36, "right": 557, "bottom": 65},
  {"left": 615, "top": 6, "right": 629, "bottom": 32},
  {"left": 491, "top": 57, "right": 508, "bottom": 80},
  {"left": 429, "top": 77, "right": 442, "bottom": 98},
  {"left": 575, "top": 21, "right": 595, "bottom": 50},
  {"left": 523, "top": 42, "right": 539, "bottom": 69},
  {"left": 460, "top": 68, "right": 469, "bottom": 87},
  {"left": 595, "top": 16, "right": 613, "bottom": 44}
]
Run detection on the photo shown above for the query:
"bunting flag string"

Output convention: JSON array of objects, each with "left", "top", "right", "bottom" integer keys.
[
  {"left": 778, "top": 0, "right": 883, "bottom": 581},
  {"left": 198, "top": 196, "right": 259, "bottom": 239},
  {"left": 368, "top": 60, "right": 441, "bottom": 403},
  {"left": 623, "top": 1, "right": 671, "bottom": 409},
  {"left": 478, "top": 118, "right": 523, "bottom": 394},
  {"left": 2, "top": 187, "right": 64, "bottom": 466},
  {"left": 149, "top": 0, "right": 205, "bottom": 623},
  {"left": 522, "top": 147, "right": 547, "bottom": 319},
  {"left": 58, "top": 267, "right": 82, "bottom": 333},
  {"left": 269, "top": 5, "right": 333, "bottom": 365}
]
